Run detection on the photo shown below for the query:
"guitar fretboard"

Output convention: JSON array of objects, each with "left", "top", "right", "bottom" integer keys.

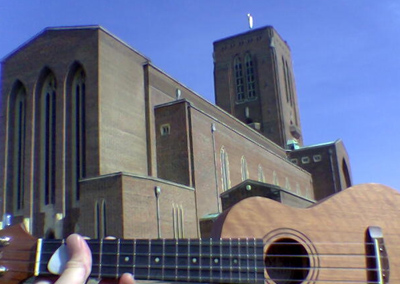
[{"left": 38, "top": 238, "right": 265, "bottom": 284}]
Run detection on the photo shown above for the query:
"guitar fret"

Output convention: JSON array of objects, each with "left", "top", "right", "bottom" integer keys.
[
  {"left": 229, "top": 238, "right": 233, "bottom": 283},
  {"left": 253, "top": 238, "right": 257, "bottom": 283},
  {"left": 99, "top": 239, "right": 103, "bottom": 278},
  {"left": 187, "top": 239, "right": 191, "bottom": 281},
  {"left": 246, "top": 238, "right": 250, "bottom": 282},
  {"left": 147, "top": 239, "right": 151, "bottom": 280},
  {"left": 133, "top": 239, "right": 136, "bottom": 276},
  {"left": 209, "top": 238, "right": 212, "bottom": 282},
  {"left": 175, "top": 239, "right": 178, "bottom": 281},
  {"left": 162, "top": 239, "right": 165, "bottom": 281},
  {"left": 116, "top": 239, "right": 121, "bottom": 279},
  {"left": 238, "top": 239, "right": 242, "bottom": 283},
  {"left": 199, "top": 239, "right": 202, "bottom": 282}
]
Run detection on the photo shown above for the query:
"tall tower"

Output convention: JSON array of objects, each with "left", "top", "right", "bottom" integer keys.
[{"left": 213, "top": 26, "right": 303, "bottom": 148}]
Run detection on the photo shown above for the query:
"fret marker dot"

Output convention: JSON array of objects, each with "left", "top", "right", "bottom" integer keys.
[
  {"left": 155, "top": 257, "right": 160, "bottom": 263},
  {"left": 233, "top": 259, "right": 238, "bottom": 264},
  {"left": 214, "top": 258, "right": 219, "bottom": 264},
  {"left": 124, "top": 257, "right": 130, "bottom": 262},
  {"left": 192, "top": 258, "right": 197, "bottom": 264}
]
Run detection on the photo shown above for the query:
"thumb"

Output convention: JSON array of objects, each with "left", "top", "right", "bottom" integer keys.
[{"left": 55, "top": 234, "right": 92, "bottom": 284}]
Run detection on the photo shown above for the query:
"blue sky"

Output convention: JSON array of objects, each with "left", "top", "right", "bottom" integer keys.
[{"left": 1, "top": 1, "right": 399, "bottom": 191}]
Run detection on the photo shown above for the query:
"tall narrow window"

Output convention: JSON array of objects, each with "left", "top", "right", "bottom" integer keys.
[
  {"left": 220, "top": 147, "right": 230, "bottom": 191},
  {"left": 295, "top": 183, "right": 300, "bottom": 195},
  {"left": 286, "top": 61, "right": 295, "bottom": 107},
  {"left": 285, "top": 177, "right": 291, "bottom": 191},
  {"left": 40, "top": 73, "right": 57, "bottom": 206},
  {"left": 10, "top": 85, "right": 27, "bottom": 213},
  {"left": 95, "top": 201, "right": 100, "bottom": 238},
  {"left": 258, "top": 165, "right": 265, "bottom": 183},
  {"left": 273, "top": 171, "right": 279, "bottom": 186},
  {"left": 234, "top": 56, "right": 244, "bottom": 102},
  {"left": 282, "top": 57, "right": 290, "bottom": 103},
  {"left": 94, "top": 199, "right": 107, "bottom": 238},
  {"left": 245, "top": 53, "right": 256, "bottom": 99},
  {"left": 241, "top": 156, "right": 249, "bottom": 181},
  {"left": 172, "top": 204, "right": 184, "bottom": 239},
  {"left": 71, "top": 68, "right": 86, "bottom": 201},
  {"left": 101, "top": 199, "right": 107, "bottom": 237}
]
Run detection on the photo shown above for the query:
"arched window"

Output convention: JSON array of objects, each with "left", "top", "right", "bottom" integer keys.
[
  {"left": 8, "top": 82, "right": 27, "bottom": 213},
  {"left": 282, "top": 56, "right": 290, "bottom": 103},
  {"left": 285, "top": 177, "right": 291, "bottom": 191},
  {"left": 94, "top": 199, "right": 107, "bottom": 238},
  {"left": 245, "top": 53, "right": 256, "bottom": 99},
  {"left": 295, "top": 183, "right": 300, "bottom": 195},
  {"left": 40, "top": 72, "right": 57, "bottom": 206},
  {"left": 241, "top": 156, "right": 249, "bottom": 181},
  {"left": 220, "top": 147, "right": 230, "bottom": 191},
  {"left": 286, "top": 60, "right": 295, "bottom": 108},
  {"left": 342, "top": 159, "right": 352, "bottom": 189},
  {"left": 258, "top": 165, "right": 265, "bottom": 183},
  {"left": 234, "top": 56, "right": 244, "bottom": 102},
  {"left": 273, "top": 171, "right": 279, "bottom": 186},
  {"left": 71, "top": 67, "right": 86, "bottom": 201},
  {"left": 172, "top": 203, "right": 184, "bottom": 239}
]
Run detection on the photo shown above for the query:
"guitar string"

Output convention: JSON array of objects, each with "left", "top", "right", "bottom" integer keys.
[
  {"left": 0, "top": 267, "right": 387, "bottom": 284},
  {"left": 5, "top": 238, "right": 398, "bottom": 245},
  {"left": 1, "top": 249, "right": 388, "bottom": 259},
  {"left": 20, "top": 239, "right": 400, "bottom": 246},
  {"left": 1, "top": 258, "right": 387, "bottom": 272}
]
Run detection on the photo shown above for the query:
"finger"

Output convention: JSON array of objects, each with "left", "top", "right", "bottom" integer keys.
[
  {"left": 54, "top": 234, "right": 92, "bottom": 284},
  {"left": 119, "top": 273, "right": 135, "bottom": 284},
  {"left": 34, "top": 277, "right": 56, "bottom": 284},
  {"left": 98, "top": 273, "right": 135, "bottom": 284}
]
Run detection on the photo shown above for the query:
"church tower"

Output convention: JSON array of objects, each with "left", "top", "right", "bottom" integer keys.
[{"left": 213, "top": 26, "right": 303, "bottom": 148}]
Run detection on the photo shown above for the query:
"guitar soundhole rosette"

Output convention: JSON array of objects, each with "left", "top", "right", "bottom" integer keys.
[{"left": 265, "top": 238, "right": 310, "bottom": 284}]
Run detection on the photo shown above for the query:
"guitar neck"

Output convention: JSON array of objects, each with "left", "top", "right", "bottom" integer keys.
[{"left": 37, "top": 238, "right": 265, "bottom": 284}]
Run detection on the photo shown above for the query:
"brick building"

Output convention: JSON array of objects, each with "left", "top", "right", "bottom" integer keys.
[{"left": 0, "top": 26, "right": 351, "bottom": 239}]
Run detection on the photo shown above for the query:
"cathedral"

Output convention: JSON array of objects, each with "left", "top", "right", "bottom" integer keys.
[{"left": 0, "top": 25, "right": 351, "bottom": 239}]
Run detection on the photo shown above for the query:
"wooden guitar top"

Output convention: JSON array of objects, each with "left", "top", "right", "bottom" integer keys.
[{"left": 212, "top": 183, "right": 400, "bottom": 283}]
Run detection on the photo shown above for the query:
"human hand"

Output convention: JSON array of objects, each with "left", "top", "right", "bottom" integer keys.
[{"left": 34, "top": 234, "right": 135, "bottom": 284}]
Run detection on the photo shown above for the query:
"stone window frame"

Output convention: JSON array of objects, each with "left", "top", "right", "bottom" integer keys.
[
  {"left": 233, "top": 56, "right": 245, "bottom": 102},
  {"left": 8, "top": 82, "right": 27, "bottom": 214},
  {"left": 39, "top": 71, "right": 57, "bottom": 207}
]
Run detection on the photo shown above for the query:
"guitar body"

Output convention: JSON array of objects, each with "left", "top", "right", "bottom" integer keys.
[
  {"left": 0, "top": 183, "right": 398, "bottom": 284},
  {"left": 211, "top": 183, "right": 400, "bottom": 283}
]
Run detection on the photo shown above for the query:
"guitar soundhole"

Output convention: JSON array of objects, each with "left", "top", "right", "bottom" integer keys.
[{"left": 265, "top": 238, "right": 310, "bottom": 284}]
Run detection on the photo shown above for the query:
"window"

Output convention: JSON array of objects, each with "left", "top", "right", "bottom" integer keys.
[
  {"left": 273, "top": 171, "right": 279, "bottom": 186},
  {"left": 286, "top": 61, "right": 294, "bottom": 107},
  {"left": 301, "top": 156, "right": 310, "bottom": 164},
  {"left": 313, "top": 155, "right": 322, "bottom": 162},
  {"left": 258, "top": 165, "right": 265, "bottom": 182},
  {"left": 71, "top": 67, "right": 86, "bottom": 201},
  {"left": 241, "top": 156, "right": 249, "bottom": 181},
  {"left": 234, "top": 56, "right": 244, "bottom": 102},
  {"left": 40, "top": 72, "right": 57, "bottom": 206},
  {"left": 282, "top": 57, "right": 289, "bottom": 103},
  {"left": 285, "top": 177, "right": 291, "bottom": 191},
  {"left": 295, "top": 183, "right": 300, "bottom": 195},
  {"left": 9, "top": 83, "right": 27, "bottom": 213},
  {"left": 172, "top": 203, "right": 184, "bottom": 238},
  {"left": 220, "top": 147, "right": 230, "bottom": 191},
  {"left": 95, "top": 199, "right": 107, "bottom": 238},
  {"left": 245, "top": 53, "right": 256, "bottom": 99},
  {"left": 290, "top": 158, "right": 298, "bottom": 164},
  {"left": 160, "top": 124, "right": 170, "bottom": 136}
]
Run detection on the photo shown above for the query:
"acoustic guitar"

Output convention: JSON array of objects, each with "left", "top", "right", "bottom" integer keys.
[{"left": 0, "top": 183, "right": 398, "bottom": 283}]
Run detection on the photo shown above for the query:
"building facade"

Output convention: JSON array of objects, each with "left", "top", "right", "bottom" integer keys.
[{"left": 0, "top": 26, "right": 351, "bottom": 239}]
